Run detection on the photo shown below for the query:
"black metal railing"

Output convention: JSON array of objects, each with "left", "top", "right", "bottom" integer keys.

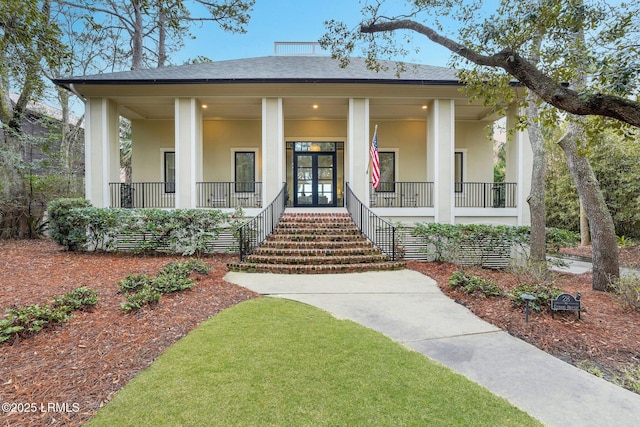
[
  {"left": 346, "top": 183, "right": 398, "bottom": 261},
  {"left": 238, "top": 183, "right": 287, "bottom": 261},
  {"left": 369, "top": 182, "right": 434, "bottom": 207},
  {"left": 196, "top": 182, "right": 262, "bottom": 208},
  {"left": 109, "top": 182, "right": 263, "bottom": 209},
  {"left": 455, "top": 182, "right": 517, "bottom": 208},
  {"left": 109, "top": 182, "right": 175, "bottom": 208}
]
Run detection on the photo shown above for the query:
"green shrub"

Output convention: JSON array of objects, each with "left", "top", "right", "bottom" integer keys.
[
  {"left": 545, "top": 227, "right": 580, "bottom": 252},
  {"left": 120, "top": 285, "right": 162, "bottom": 312},
  {"left": 47, "top": 205, "right": 231, "bottom": 254},
  {"left": 118, "top": 273, "right": 154, "bottom": 293},
  {"left": 47, "top": 198, "right": 91, "bottom": 250},
  {"left": 1, "top": 286, "right": 98, "bottom": 343},
  {"left": 448, "top": 271, "right": 503, "bottom": 297},
  {"left": 612, "top": 273, "right": 640, "bottom": 311},
  {"left": 412, "top": 223, "right": 580, "bottom": 265},
  {"left": 52, "top": 286, "right": 99, "bottom": 310},
  {"left": 507, "top": 283, "right": 562, "bottom": 312},
  {"left": 119, "top": 260, "right": 210, "bottom": 312}
]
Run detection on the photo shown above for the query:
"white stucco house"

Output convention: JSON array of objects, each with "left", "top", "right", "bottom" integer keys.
[{"left": 53, "top": 52, "right": 531, "bottom": 227}]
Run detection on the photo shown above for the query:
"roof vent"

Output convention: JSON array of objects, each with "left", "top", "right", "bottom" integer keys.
[{"left": 274, "top": 42, "right": 329, "bottom": 56}]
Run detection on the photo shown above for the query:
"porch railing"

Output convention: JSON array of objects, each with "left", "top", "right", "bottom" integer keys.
[
  {"left": 109, "top": 182, "right": 262, "bottom": 209},
  {"left": 455, "top": 182, "right": 517, "bottom": 208},
  {"left": 196, "top": 182, "right": 262, "bottom": 208},
  {"left": 238, "top": 183, "right": 287, "bottom": 261},
  {"left": 109, "top": 182, "right": 175, "bottom": 208},
  {"left": 369, "top": 182, "right": 434, "bottom": 207},
  {"left": 346, "top": 183, "right": 398, "bottom": 261}
]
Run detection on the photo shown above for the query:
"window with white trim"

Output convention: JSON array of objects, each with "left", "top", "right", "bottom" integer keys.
[
  {"left": 164, "top": 151, "right": 175, "bottom": 193},
  {"left": 234, "top": 151, "right": 256, "bottom": 192},
  {"left": 377, "top": 151, "right": 396, "bottom": 192},
  {"left": 454, "top": 151, "right": 463, "bottom": 193}
]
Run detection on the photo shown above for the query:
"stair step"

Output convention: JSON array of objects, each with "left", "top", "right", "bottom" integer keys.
[
  {"left": 229, "top": 211, "right": 404, "bottom": 274},
  {"left": 244, "top": 254, "right": 390, "bottom": 265},
  {"left": 268, "top": 234, "right": 366, "bottom": 242},
  {"left": 252, "top": 247, "right": 379, "bottom": 257},
  {"left": 261, "top": 240, "right": 371, "bottom": 249},
  {"left": 227, "top": 261, "right": 406, "bottom": 274}
]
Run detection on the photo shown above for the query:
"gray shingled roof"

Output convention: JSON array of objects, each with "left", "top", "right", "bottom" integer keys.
[{"left": 54, "top": 56, "right": 461, "bottom": 86}]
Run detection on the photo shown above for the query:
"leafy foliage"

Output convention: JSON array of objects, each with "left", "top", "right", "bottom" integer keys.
[
  {"left": 47, "top": 200, "right": 235, "bottom": 255},
  {"left": 546, "top": 128, "right": 640, "bottom": 238},
  {"left": 411, "top": 223, "right": 578, "bottom": 265},
  {"left": 507, "top": 283, "right": 563, "bottom": 312},
  {"left": 47, "top": 198, "right": 93, "bottom": 250},
  {"left": 120, "top": 286, "right": 162, "bottom": 313},
  {"left": 448, "top": 271, "right": 503, "bottom": 297},
  {"left": 1, "top": 286, "right": 98, "bottom": 343},
  {"left": 118, "top": 260, "right": 210, "bottom": 312},
  {"left": 52, "top": 286, "right": 99, "bottom": 310},
  {"left": 612, "top": 273, "right": 640, "bottom": 311}
]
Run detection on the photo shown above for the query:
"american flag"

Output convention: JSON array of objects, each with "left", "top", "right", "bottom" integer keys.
[{"left": 370, "top": 126, "right": 380, "bottom": 190}]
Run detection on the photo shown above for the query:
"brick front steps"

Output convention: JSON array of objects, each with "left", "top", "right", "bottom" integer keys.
[{"left": 227, "top": 212, "right": 405, "bottom": 274}]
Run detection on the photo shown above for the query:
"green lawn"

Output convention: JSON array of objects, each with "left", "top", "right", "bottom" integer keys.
[{"left": 88, "top": 298, "right": 542, "bottom": 426}]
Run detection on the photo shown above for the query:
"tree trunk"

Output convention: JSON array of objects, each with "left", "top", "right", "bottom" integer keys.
[
  {"left": 557, "top": 120, "right": 619, "bottom": 291},
  {"left": 157, "top": 9, "right": 167, "bottom": 68},
  {"left": 131, "top": 1, "right": 144, "bottom": 70},
  {"left": 525, "top": 90, "right": 547, "bottom": 264},
  {"left": 580, "top": 202, "right": 590, "bottom": 246}
]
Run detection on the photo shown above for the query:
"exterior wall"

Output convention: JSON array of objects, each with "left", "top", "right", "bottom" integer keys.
[
  {"left": 285, "top": 120, "right": 346, "bottom": 138},
  {"left": 202, "top": 120, "right": 261, "bottom": 181},
  {"left": 131, "top": 120, "right": 174, "bottom": 182},
  {"left": 132, "top": 119, "right": 263, "bottom": 183},
  {"left": 372, "top": 121, "right": 427, "bottom": 182},
  {"left": 455, "top": 121, "right": 494, "bottom": 182}
]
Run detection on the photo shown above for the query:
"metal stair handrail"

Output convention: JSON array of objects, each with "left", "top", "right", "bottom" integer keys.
[
  {"left": 238, "top": 183, "right": 287, "bottom": 261},
  {"left": 345, "top": 183, "right": 397, "bottom": 261}
]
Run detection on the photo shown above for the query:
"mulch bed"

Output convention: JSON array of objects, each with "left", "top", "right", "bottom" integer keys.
[
  {"left": 407, "top": 251, "right": 640, "bottom": 391},
  {"left": 1, "top": 239, "right": 639, "bottom": 426},
  {"left": 0, "top": 239, "right": 258, "bottom": 426}
]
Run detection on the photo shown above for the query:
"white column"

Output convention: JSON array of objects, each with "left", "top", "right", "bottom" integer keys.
[
  {"left": 428, "top": 99, "right": 455, "bottom": 223},
  {"left": 175, "top": 98, "right": 202, "bottom": 208},
  {"left": 262, "top": 98, "right": 284, "bottom": 202},
  {"left": 348, "top": 98, "right": 369, "bottom": 201},
  {"left": 506, "top": 105, "right": 532, "bottom": 225},
  {"left": 85, "top": 98, "right": 119, "bottom": 208}
]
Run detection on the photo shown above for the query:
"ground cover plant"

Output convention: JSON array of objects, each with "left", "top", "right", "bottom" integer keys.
[
  {"left": 1, "top": 287, "right": 98, "bottom": 343},
  {"left": 118, "top": 259, "right": 210, "bottom": 311},
  {"left": 87, "top": 298, "right": 541, "bottom": 427}
]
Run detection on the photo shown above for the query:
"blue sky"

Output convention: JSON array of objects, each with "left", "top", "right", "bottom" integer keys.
[{"left": 173, "top": 0, "right": 454, "bottom": 67}]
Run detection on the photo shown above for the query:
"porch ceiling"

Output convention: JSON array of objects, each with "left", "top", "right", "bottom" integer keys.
[{"left": 116, "top": 96, "right": 499, "bottom": 122}]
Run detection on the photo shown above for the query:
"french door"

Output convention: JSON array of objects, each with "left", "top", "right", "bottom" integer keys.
[{"left": 293, "top": 152, "right": 337, "bottom": 207}]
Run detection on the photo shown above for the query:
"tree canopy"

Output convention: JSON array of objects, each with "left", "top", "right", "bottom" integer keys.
[{"left": 322, "top": 0, "right": 640, "bottom": 128}]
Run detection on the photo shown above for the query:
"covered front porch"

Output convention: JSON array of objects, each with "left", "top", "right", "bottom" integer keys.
[{"left": 84, "top": 87, "right": 530, "bottom": 226}]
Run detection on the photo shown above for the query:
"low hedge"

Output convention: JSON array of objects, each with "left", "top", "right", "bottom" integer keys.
[
  {"left": 411, "top": 223, "right": 579, "bottom": 266},
  {"left": 47, "top": 198, "right": 237, "bottom": 255}
]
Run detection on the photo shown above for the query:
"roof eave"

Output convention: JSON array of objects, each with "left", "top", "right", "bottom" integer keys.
[{"left": 52, "top": 78, "right": 467, "bottom": 87}]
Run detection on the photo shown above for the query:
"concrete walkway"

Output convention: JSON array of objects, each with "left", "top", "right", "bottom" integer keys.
[{"left": 224, "top": 269, "right": 640, "bottom": 427}]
